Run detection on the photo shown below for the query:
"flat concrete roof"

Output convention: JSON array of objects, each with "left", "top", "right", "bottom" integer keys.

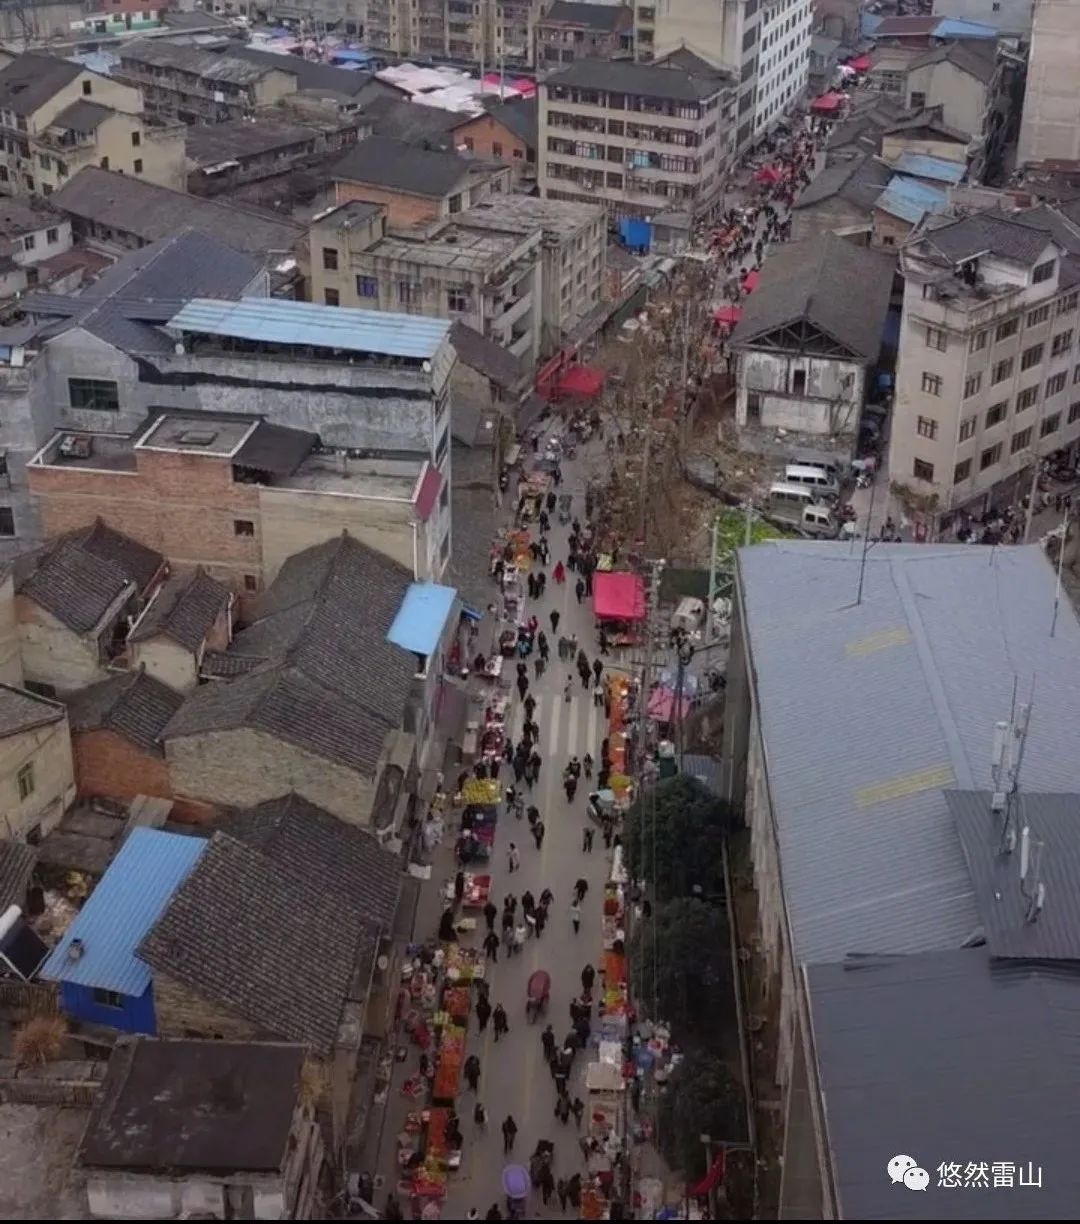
[
  {"left": 30, "top": 432, "right": 137, "bottom": 472},
  {"left": 366, "top": 225, "right": 526, "bottom": 274},
  {"left": 279, "top": 453, "right": 423, "bottom": 500},
  {"left": 462, "top": 194, "right": 604, "bottom": 237},
  {"left": 136, "top": 413, "right": 256, "bottom": 457}
]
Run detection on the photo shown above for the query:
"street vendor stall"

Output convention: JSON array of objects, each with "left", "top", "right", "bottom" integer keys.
[
  {"left": 517, "top": 472, "right": 551, "bottom": 522},
  {"left": 593, "top": 571, "right": 646, "bottom": 648},
  {"left": 432, "top": 1023, "right": 466, "bottom": 1103}
]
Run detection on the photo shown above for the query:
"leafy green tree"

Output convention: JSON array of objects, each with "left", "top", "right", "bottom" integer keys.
[
  {"left": 629, "top": 897, "right": 731, "bottom": 1035},
  {"left": 656, "top": 1049, "right": 747, "bottom": 1179},
  {"left": 623, "top": 775, "right": 733, "bottom": 899}
]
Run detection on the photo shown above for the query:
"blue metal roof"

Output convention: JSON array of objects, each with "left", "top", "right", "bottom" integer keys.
[
  {"left": 167, "top": 298, "right": 451, "bottom": 360},
  {"left": 874, "top": 175, "right": 948, "bottom": 224},
  {"left": 860, "top": 12, "right": 882, "bottom": 35},
  {"left": 932, "top": 16, "right": 998, "bottom": 39},
  {"left": 892, "top": 152, "right": 965, "bottom": 186},
  {"left": 387, "top": 582, "right": 458, "bottom": 656},
  {"left": 41, "top": 828, "right": 205, "bottom": 996}
]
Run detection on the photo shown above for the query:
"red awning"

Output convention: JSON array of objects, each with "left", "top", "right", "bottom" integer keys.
[
  {"left": 414, "top": 464, "right": 443, "bottom": 522},
  {"left": 593, "top": 571, "right": 646, "bottom": 622},
  {"left": 811, "top": 91, "right": 845, "bottom": 113},
  {"left": 741, "top": 270, "right": 760, "bottom": 293},
  {"left": 689, "top": 1151, "right": 726, "bottom": 1197},
  {"left": 753, "top": 165, "right": 781, "bottom": 184},
  {"left": 556, "top": 364, "right": 606, "bottom": 398},
  {"left": 848, "top": 54, "right": 872, "bottom": 72},
  {"left": 714, "top": 305, "right": 742, "bottom": 327}
]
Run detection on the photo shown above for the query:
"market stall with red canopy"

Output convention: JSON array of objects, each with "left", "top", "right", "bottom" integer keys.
[
  {"left": 811, "top": 91, "right": 845, "bottom": 114},
  {"left": 847, "top": 53, "right": 871, "bottom": 72},
  {"left": 593, "top": 571, "right": 646, "bottom": 621},
  {"left": 555, "top": 363, "right": 606, "bottom": 400},
  {"left": 753, "top": 165, "right": 781, "bottom": 184},
  {"left": 714, "top": 305, "right": 742, "bottom": 329}
]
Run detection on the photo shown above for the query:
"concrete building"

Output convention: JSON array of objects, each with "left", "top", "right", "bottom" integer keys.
[
  {"left": 536, "top": 2, "right": 634, "bottom": 66},
  {"left": 634, "top": 0, "right": 760, "bottom": 151},
  {"left": 451, "top": 99, "right": 539, "bottom": 184},
  {"left": 28, "top": 412, "right": 450, "bottom": 598},
  {"left": 330, "top": 136, "right": 512, "bottom": 228},
  {"left": 879, "top": 105, "right": 973, "bottom": 166},
  {"left": 309, "top": 202, "right": 543, "bottom": 367},
  {"left": 890, "top": 205, "right": 1080, "bottom": 534},
  {"left": 933, "top": 0, "right": 1033, "bottom": 38},
  {"left": 80, "top": 1039, "right": 324, "bottom": 1221},
  {"left": 728, "top": 234, "right": 895, "bottom": 444},
  {"left": 0, "top": 683, "right": 74, "bottom": 842},
  {"left": 364, "top": 0, "right": 539, "bottom": 68},
  {"left": 0, "top": 196, "right": 72, "bottom": 298},
  {"left": 754, "top": 0, "right": 813, "bottom": 139},
  {"left": 0, "top": 52, "right": 187, "bottom": 198},
  {"left": 807, "top": 32, "right": 842, "bottom": 96},
  {"left": 1018, "top": 0, "right": 1080, "bottom": 167},
  {"left": 813, "top": 0, "right": 861, "bottom": 44},
  {"left": 117, "top": 40, "right": 298, "bottom": 124},
  {"left": 538, "top": 55, "right": 736, "bottom": 221}
]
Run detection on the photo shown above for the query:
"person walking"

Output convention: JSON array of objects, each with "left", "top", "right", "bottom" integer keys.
[
  {"left": 538, "top": 632, "right": 549, "bottom": 662},
  {"left": 583, "top": 751, "right": 593, "bottom": 778},
  {"left": 483, "top": 900, "right": 497, "bottom": 932},
  {"left": 534, "top": 904, "right": 548, "bottom": 938},
  {"left": 564, "top": 675, "right": 573, "bottom": 703},
  {"left": 582, "top": 826, "right": 594, "bottom": 853},
  {"left": 555, "top": 1095, "right": 571, "bottom": 1125},
  {"left": 493, "top": 1003, "right": 509, "bottom": 1043},
  {"left": 524, "top": 694, "right": 536, "bottom": 721},
  {"left": 541, "top": 1024, "right": 556, "bottom": 1062},
  {"left": 516, "top": 672, "right": 528, "bottom": 701},
  {"left": 507, "top": 842, "right": 520, "bottom": 873},
  {"left": 592, "top": 658, "right": 603, "bottom": 684},
  {"left": 581, "top": 963, "right": 596, "bottom": 993},
  {"left": 575, "top": 577, "right": 585, "bottom": 604},
  {"left": 529, "top": 749, "right": 542, "bottom": 780},
  {"left": 571, "top": 1096, "right": 585, "bottom": 1127},
  {"left": 483, "top": 929, "right": 499, "bottom": 963},
  {"left": 475, "top": 992, "right": 492, "bottom": 1032},
  {"left": 554, "top": 560, "right": 566, "bottom": 584},
  {"left": 532, "top": 819, "right": 545, "bottom": 850},
  {"left": 564, "top": 773, "right": 578, "bottom": 802},
  {"left": 501, "top": 1115, "right": 518, "bottom": 1154},
  {"left": 550, "top": 608, "right": 560, "bottom": 634},
  {"left": 538, "top": 1164, "right": 555, "bottom": 1206},
  {"left": 464, "top": 1054, "right": 480, "bottom": 1092},
  {"left": 569, "top": 899, "right": 582, "bottom": 934},
  {"left": 574, "top": 877, "right": 589, "bottom": 904}
]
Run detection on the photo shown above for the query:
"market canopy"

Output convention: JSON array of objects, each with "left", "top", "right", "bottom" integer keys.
[
  {"left": 848, "top": 54, "right": 872, "bottom": 72},
  {"left": 741, "top": 269, "right": 760, "bottom": 293},
  {"left": 753, "top": 165, "right": 781, "bottom": 184},
  {"left": 647, "top": 687, "right": 694, "bottom": 722},
  {"left": 714, "top": 305, "right": 742, "bottom": 327},
  {"left": 593, "top": 571, "right": 646, "bottom": 622},
  {"left": 556, "top": 364, "right": 606, "bottom": 398},
  {"left": 812, "top": 91, "right": 845, "bottom": 113}
]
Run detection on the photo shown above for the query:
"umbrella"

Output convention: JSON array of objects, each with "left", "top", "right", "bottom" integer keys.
[
  {"left": 502, "top": 1165, "right": 530, "bottom": 1200},
  {"left": 742, "top": 270, "right": 760, "bottom": 293},
  {"left": 714, "top": 305, "right": 742, "bottom": 327},
  {"left": 753, "top": 165, "right": 780, "bottom": 184}
]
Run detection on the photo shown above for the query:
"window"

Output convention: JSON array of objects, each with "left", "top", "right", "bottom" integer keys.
[
  {"left": 1041, "top": 412, "right": 1061, "bottom": 438},
  {"left": 1058, "top": 292, "right": 1078, "bottom": 315},
  {"left": 0, "top": 507, "right": 13, "bottom": 538},
  {"left": 921, "top": 372, "right": 942, "bottom": 395},
  {"left": 1033, "top": 259, "right": 1056, "bottom": 284},
  {"left": 926, "top": 326, "right": 947, "bottom": 351},
  {"left": 953, "top": 459, "right": 971, "bottom": 484},
  {"left": 440, "top": 481, "right": 450, "bottom": 510},
  {"left": 91, "top": 988, "right": 123, "bottom": 1009},
  {"left": 970, "top": 329, "right": 988, "bottom": 353},
  {"left": 398, "top": 280, "right": 419, "bottom": 306},
  {"left": 964, "top": 373, "right": 982, "bottom": 398},
  {"left": 492, "top": 141, "right": 503, "bottom": 157},
  {"left": 131, "top": 130, "right": 140, "bottom": 147},
  {"left": 1070, "top": 401, "right": 1080, "bottom": 424},
  {"left": 791, "top": 369, "right": 806, "bottom": 395},
  {"left": 133, "top": 158, "right": 142, "bottom": 174},
  {"left": 435, "top": 425, "right": 450, "bottom": 466},
  {"left": 322, "top": 246, "right": 339, "bottom": 271},
  {"left": 909, "top": 91, "right": 925, "bottom": 109},
  {"left": 959, "top": 415, "right": 977, "bottom": 441},
  {"left": 233, "top": 519, "right": 254, "bottom": 537},
  {"left": 449, "top": 193, "right": 463, "bottom": 214},
  {"left": 1027, "top": 304, "right": 1051, "bottom": 327},
  {"left": 447, "top": 286, "right": 469, "bottom": 312},
  {"left": 243, "top": 574, "right": 258, "bottom": 592},
  {"left": 22, "top": 234, "right": 33, "bottom": 252},
  {"left": 1047, "top": 371, "right": 1067, "bottom": 397},
  {"left": 913, "top": 458, "right": 935, "bottom": 481},
  {"left": 1011, "top": 427, "right": 1032, "bottom": 453},
  {"left": 985, "top": 402, "right": 1007, "bottom": 428},
  {"left": 996, "top": 318, "right": 1019, "bottom": 341},
  {"left": 16, "top": 763, "right": 33, "bottom": 800},
  {"left": 992, "top": 357, "right": 1014, "bottom": 384},
  {"left": 980, "top": 443, "right": 1002, "bottom": 470},
  {"left": 82, "top": 79, "right": 92, "bottom": 96},
  {"left": 356, "top": 275, "right": 377, "bottom": 299},
  {"left": 1021, "top": 343, "right": 1044, "bottom": 371},
  {"left": 323, "top": 288, "right": 339, "bottom": 306},
  {"left": 45, "top": 227, "right": 57, "bottom": 244},
  {"left": 606, "top": 171, "right": 623, "bottom": 188},
  {"left": 917, "top": 415, "right": 938, "bottom": 439},
  {"left": 1017, "top": 386, "right": 1039, "bottom": 412},
  {"left": 68, "top": 377, "right": 118, "bottom": 412},
  {"left": 1052, "top": 330, "right": 1073, "bottom": 356}
]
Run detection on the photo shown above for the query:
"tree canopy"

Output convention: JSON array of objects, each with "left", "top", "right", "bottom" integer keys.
[
  {"left": 623, "top": 774, "right": 733, "bottom": 899},
  {"left": 656, "top": 1049, "right": 747, "bottom": 1179}
]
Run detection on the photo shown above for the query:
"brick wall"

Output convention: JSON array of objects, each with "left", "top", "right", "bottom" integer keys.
[
  {"left": 452, "top": 115, "right": 530, "bottom": 180},
  {"left": 151, "top": 970, "right": 262, "bottom": 1042},
  {"left": 71, "top": 728, "right": 171, "bottom": 805},
  {"left": 332, "top": 181, "right": 441, "bottom": 227}
]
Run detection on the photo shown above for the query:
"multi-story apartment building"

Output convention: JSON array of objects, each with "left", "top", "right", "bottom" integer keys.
[
  {"left": 634, "top": 0, "right": 760, "bottom": 151},
  {"left": 1017, "top": 0, "right": 1080, "bottom": 167},
  {"left": 308, "top": 200, "right": 545, "bottom": 367},
  {"left": 754, "top": 0, "right": 813, "bottom": 138},
  {"left": 890, "top": 205, "right": 1080, "bottom": 534},
  {"left": 365, "top": 0, "right": 540, "bottom": 68},
  {"left": 536, "top": 2, "right": 634, "bottom": 67},
  {"left": 538, "top": 55, "right": 736, "bottom": 221},
  {"left": 0, "top": 52, "right": 186, "bottom": 198}
]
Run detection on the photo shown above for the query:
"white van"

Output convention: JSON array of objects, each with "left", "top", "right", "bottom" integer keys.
[
  {"left": 768, "top": 480, "right": 817, "bottom": 524},
  {"left": 789, "top": 449, "right": 844, "bottom": 483},
  {"left": 783, "top": 463, "right": 839, "bottom": 499}
]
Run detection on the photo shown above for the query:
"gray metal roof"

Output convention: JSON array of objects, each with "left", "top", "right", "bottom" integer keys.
[
  {"left": 924, "top": 210, "right": 1056, "bottom": 267},
  {"left": 543, "top": 57, "right": 727, "bottom": 102},
  {"left": 949, "top": 790, "right": 1080, "bottom": 960},
  {"left": 737, "top": 542, "right": 1080, "bottom": 965},
  {"left": 807, "top": 949, "right": 1080, "bottom": 1220}
]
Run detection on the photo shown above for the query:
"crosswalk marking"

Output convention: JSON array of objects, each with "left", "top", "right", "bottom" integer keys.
[{"left": 503, "top": 686, "right": 605, "bottom": 766}]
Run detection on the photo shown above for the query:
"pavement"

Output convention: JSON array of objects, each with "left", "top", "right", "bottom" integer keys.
[{"left": 371, "top": 431, "right": 632, "bottom": 1220}]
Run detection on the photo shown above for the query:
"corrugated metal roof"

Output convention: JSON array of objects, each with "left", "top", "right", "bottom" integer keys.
[
  {"left": 807, "top": 949, "right": 1080, "bottom": 1220},
  {"left": 892, "top": 151, "right": 966, "bottom": 185},
  {"left": 932, "top": 16, "right": 1000, "bottom": 40},
  {"left": 387, "top": 582, "right": 457, "bottom": 656},
  {"left": 737, "top": 542, "right": 1080, "bottom": 965},
  {"left": 874, "top": 174, "right": 948, "bottom": 224},
  {"left": 40, "top": 828, "right": 205, "bottom": 996},
  {"left": 168, "top": 298, "right": 450, "bottom": 360}
]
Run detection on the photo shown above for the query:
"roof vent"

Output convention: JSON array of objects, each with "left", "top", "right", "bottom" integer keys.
[
  {"left": 177, "top": 430, "right": 219, "bottom": 446},
  {"left": 66, "top": 937, "right": 85, "bottom": 963}
]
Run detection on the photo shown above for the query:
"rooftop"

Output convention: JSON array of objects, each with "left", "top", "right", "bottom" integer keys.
[
  {"left": 39, "top": 828, "right": 205, "bottom": 995},
  {"left": 387, "top": 582, "right": 457, "bottom": 656},
  {"left": 51, "top": 167, "right": 303, "bottom": 255},
  {"left": 167, "top": 297, "right": 451, "bottom": 361},
  {"left": 479, "top": 97, "right": 539, "bottom": 149},
  {"left": 873, "top": 174, "right": 949, "bottom": 224},
  {"left": 65, "top": 669, "right": 185, "bottom": 756},
  {"left": 736, "top": 542, "right": 1080, "bottom": 965},
  {"left": 119, "top": 38, "right": 284, "bottom": 85},
  {"left": 542, "top": 1, "right": 630, "bottom": 30},
  {"left": 461, "top": 193, "right": 603, "bottom": 236},
  {"left": 0, "top": 53, "right": 83, "bottom": 117},
  {"left": 81, "top": 1038, "right": 305, "bottom": 1173},
  {"left": 0, "top": 197, "right": 63, "bottom": 241},
  {"left": 136, "top": 413, "right": 257, "bottom": 457},
  {"left": 361, "top": 94, "right": 462, "bottom": 147},
  {"left": 220, "top": 44, "right": 394, "bottom": 100},
  {"left": 366, "top": 224, "right": 526, "bottom": 274},
  {"left": 544, "top": 57, "right": 729, "bottom": 103},
  {"left": 891, "top": 150, "right": 966, "bottom": 185},
  {"left": 449, "top": 320, "right": 528, "bottom": 392},
  {"left": 909, "top": 38, "right": 999, "bottom": 86},
  {"left": 184, "top": 117, "right": 324, "bottom": 167},
  {"left": 0, "top": 684, "right": 66, "bottom": 738},
  {"left": 919, "top": 208, "right": 1057, "bottom": 267},
  {"left": 808, "top": 949, "right": 1080, "bottom": 1220},
  {"left": 331, "top": 135, "right": 487, "bottom": 197},
  {"left": 49, "top": 99, "right": 113, "bottom": 134},
  {"left": 794, "top": 152, "right": 893, "bottom": 212},
  {"left": 127, "top": 570, "right": 231, "bottom": 654}
]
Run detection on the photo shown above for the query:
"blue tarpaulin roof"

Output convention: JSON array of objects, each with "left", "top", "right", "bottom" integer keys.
[
  {"left": 168, "top": 299, "right": 450, "bottom": 360},
  {"left": 40, "top": 828, "right": 205, "bottom": 996},
  {"left": 892, "top": 152, "right": 965, "bottom": 185},
  {"left": 387, "top": 582, "right": 458, "bottom": 656},
  {"left": 332, "top": 48, "right": 375, "bottom": 63},
  {"left": 932, "top": 17, "right": 998, "bottom": 39},
  {"left": 874, "top": 175, "right": 948, "bottom": 225}
]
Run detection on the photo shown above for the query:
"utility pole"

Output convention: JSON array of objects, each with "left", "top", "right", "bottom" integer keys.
[{"left": 705, "top": 511, "right": 721, "bottom": 644}]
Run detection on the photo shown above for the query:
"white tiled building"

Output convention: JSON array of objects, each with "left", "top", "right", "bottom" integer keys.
[{"left": 754, "top": 0, "right": 814, "bottom": 138}]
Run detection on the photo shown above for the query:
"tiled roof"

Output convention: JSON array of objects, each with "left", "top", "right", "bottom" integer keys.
[
  {"left": 220, "top": 792, "right": 401, "bottom": 930},
  {"left": 361, "top": 95, "right": 461, "bottom": 148},
  {"left": 78, "top": 521, "right": 163, "bottom": 592},
  {"left": 449, "top": 321, "right": 528, "bottom": 391},
  {"left": 480, "top": 98, "right": 538, "bottom": 150},
  {"left": 200, "top": 650, "right": 260, "bottom": 679},
  {"left": 909, "top": 39, "right": 998, "bottom": 86},
  {"left": 729, "top": 233, "right": 895, "bottom": 361},
  {"left": 67, "top": 669, "right": 185, "bottom": 755},
  {"left": 543, "top": 57, "right": 729, "bottom": 102},
  {"left": 128, "top": 569, "right": 230, "bottom": 653},
  {"left": 542, "top": 1, "right": 629, "bottom": 31},
  {"left": 0, "top": 685, "right": 65, "bottom": 738},
  {"left": 0, "top": 53, "right": 82, "bottom": 116},
  {"left": 50, "top": 100, "right": 112, "bottom": 133},
  {"left": 736, "top": 542, "right": 1080, "bottom": 965},
  {"left": 331, "top": 136, "right": 476, "bottom": 197},
  {"left": 794, "top": 153, "right": 893, "bottom": 212},
  {"left": 140, "top": 831, "right": 382, "bottom": 1053},
  {"left": 924, "top": 209, "right": 1056, "bottom": 266},
  {"left": 0, "top": 841, "right": 36, "bottom": 913}
]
